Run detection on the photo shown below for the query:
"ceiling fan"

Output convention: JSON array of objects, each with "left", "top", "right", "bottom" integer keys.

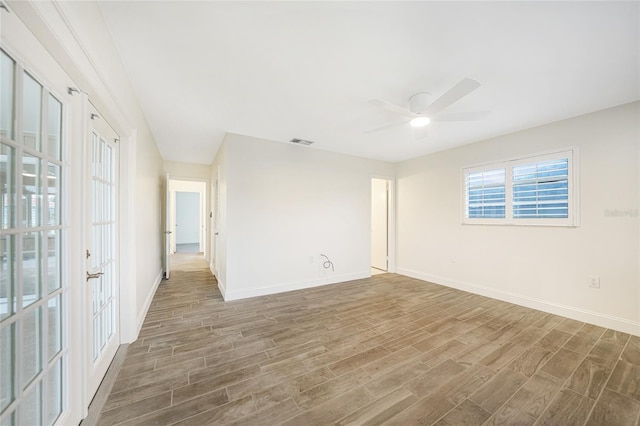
[{"left": 365, "top": 78, "right": 489, "bottom": 134}]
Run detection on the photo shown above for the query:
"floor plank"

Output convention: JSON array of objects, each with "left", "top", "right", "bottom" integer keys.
[{"left": 92, "top": 252, "right": 640, "bottom": 425}]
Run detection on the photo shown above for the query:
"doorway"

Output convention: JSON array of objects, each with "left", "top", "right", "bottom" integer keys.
[
  {"left": 371, "top": 178, "right": 391, "bottom": 274},
  {"left": 168, "top": 179, "right": 206, "bottom": 256},
  {"left": 175, "top": 192, "right": 200, "bottom": 253}
]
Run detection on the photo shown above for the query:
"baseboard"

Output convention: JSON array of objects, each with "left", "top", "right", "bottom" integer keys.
[
  {"left": 222, "top": 271, "right": 370, "bottom": 301},
  {"left": 397, "top": 267, "right": 640, "bottom": 336},
  {"left": 135, "top": 269, "right": 163, "bottom": 337},
  {"left": 208, "top": 261, "right": 225, "bottom": 297},
  {"left": 217, "top": 276, "right": 227, "bottom": 299}
]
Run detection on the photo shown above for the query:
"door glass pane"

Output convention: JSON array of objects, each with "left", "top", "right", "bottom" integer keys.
[
  {"left": 0, "top": 235, "right": 15, "bottom": 319},
  {"left": 91, "top": 132, "right": 99, "bottom": 179},
  {"left": 47, "top": 295, "right": 61, "bottom": 360},
  {"left": 108, "top": 299, "right": 114, "bottom": 338},
  {"left": 47, "top": 164, "right": 60, "bottom": 226},
  {"left": 0, "top": 51, "right": 14, "bottom": 140},
  {"left": 22, "top": 232, "right": 41, "bottom": 307},
  {"left": 22, "top": 306, "right": 42, "bottom": 386},
  {"left": 46, "top": 230, "right": 60, "bottom": 294},
  {"left": 106, "top": 144, "right": 112, "bottom": 185},
  {"left": 91, "top": 180, "right": 98, "bottom": 228},
  {"left": 102, "top": 224, "right": 107, "bottom": 266},
  {"left": 93, "top": 315, "right": 99, "bottom": 360},
  {"left": 47, "top": 95, "right": 62, "bottom": 160},
  {"left": 91, "top": 276, "right": 98, "bottom": 316},
  {"left": 22, "top": 73, "right": 42, "bottom": 151},
  {"left": 0, "top": 323, "right": 15, "bottom": 412},
  {"left": 1, "top": 143, "right": 16, "bottom": 229},
  {"left": 21, "top": 381, "right": 41, "bottom": 426},
  {"left": 46, "top": 359, "right": 61, "bottom": 426},
  {"left": 22, "top": 154, "right": 42, "bottom": 228}
]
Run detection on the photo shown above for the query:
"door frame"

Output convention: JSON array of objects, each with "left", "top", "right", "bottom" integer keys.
[
  {"left": 212, "top": 169, "right": 220, "bottom": 276},
  {"left": 83, "top": 102, "right": 121, "bottom": 405},
  {"left": 370, "top": 175, "right": 396, "bottom": 274},
  {"left": 167, "top": 178, "right": 208, "bottom": 258},
  {"left": 174, "top": 191, "right": 201, "bottom": 251}
]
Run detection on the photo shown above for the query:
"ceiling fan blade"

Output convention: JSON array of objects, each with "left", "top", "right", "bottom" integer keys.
[
  {"left": 423, "top": 78, "right": 481, "bottom": 117},
  {"left": 369, "top": 99, "right": 417, "bottom": 119},
  {"left": 432, "top": 111, "right": 490, "bottom": 122},
  {"left": 363, "top": 118, "right": 411, "bottom": 134}
]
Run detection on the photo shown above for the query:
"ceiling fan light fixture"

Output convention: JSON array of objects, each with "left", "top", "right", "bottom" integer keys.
[{"left": 410, "top": 116, "right": 430, "bottom": 128}]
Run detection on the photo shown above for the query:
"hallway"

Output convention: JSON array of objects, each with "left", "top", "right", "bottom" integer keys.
[{"left": 94, "top": 254, "right": 640, "bottom": 425}]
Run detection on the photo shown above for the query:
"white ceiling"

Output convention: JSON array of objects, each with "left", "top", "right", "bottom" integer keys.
[{"left": 99, "top": 1, "right": 639, "bottom": 164}]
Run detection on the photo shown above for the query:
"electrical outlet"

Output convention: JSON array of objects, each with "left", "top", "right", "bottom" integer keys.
[{"left": 589, "top": 277, "right": 600, "bottom": 288}]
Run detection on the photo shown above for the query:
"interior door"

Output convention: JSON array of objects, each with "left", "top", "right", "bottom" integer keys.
[
  {"left": 213, "top": 177, "right": 219, "bottom": 275},
  {"left": 85, "top": 103, "right": 120, "bottom": 401},
  {"left": 371, "top": 178, "right": 388, "bottom": 271},
  {"left": 164, "top": 173, "right": 171, "bottom": 278}
]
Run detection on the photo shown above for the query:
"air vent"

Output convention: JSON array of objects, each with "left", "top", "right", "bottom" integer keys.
[{"left": 289, "top": 138, "right": 314, "bottom": 146}]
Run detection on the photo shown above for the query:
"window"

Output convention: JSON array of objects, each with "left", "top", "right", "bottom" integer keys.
[{"left": 463, "top": 149, "right": 577, "bottom": 226}]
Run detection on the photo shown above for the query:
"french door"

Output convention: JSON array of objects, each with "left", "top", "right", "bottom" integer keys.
[
  {"left": 85, "top": 103, "right": 120, "bottom": 401},
  {"left": 0, "top": 49, "right": 66, "bottom": 426}
]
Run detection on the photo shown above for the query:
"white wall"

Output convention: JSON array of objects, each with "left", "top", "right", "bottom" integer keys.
[
  {"left": 222, "top": 133, "right": 394, "bottom": 300},
  {"left": 133, "top": 127, "right": 164, "bottom": 326},
  {"left": 165, "top": 160, "right": 211, "bottom": 181},
  {"left": 396, "top": 102, "right": 640, "bottom": 335}
]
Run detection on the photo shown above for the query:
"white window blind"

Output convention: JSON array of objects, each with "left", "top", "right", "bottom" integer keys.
[
  {"left": 513, "top": 158, "right": 569, "bottom": 219},
  {"left": 462, "top": 149, "right": 577, "bottom": 226},
  {"left": 465, "top": 168, "right": 506, "bottom": 219}
]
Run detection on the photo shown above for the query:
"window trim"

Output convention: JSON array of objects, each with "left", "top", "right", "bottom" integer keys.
[{"left": 461, "top": 148, "right": 579, "bottom": 227}]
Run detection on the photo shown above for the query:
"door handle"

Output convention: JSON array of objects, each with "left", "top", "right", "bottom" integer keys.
[
  {"left": 86, "top": 271, "right": 104, "bottom": 282},
  {"left": 165, "top": 231, "right": 172, "bottom": 234},
  {"left": 214, "top": 232, "right": 219, "bottom": 235}
]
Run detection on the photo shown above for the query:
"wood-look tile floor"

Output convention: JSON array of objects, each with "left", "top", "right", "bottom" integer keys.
[{"left": 97, "top": 253, "right": 640, "bottom": 425}]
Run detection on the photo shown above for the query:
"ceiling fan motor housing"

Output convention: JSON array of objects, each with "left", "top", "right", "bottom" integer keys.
[{"left": 409, "top": 92, "right": 431, "bottom": 114}]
